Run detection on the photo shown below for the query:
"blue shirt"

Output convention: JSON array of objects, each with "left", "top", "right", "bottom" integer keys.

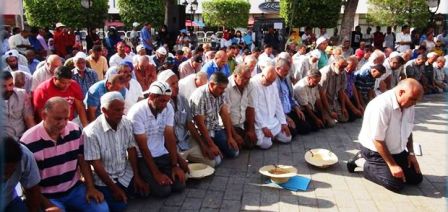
[
  {"left": 72, "top": 68, "right": 99, "bottom": 95},
  {"left": 84, "top": 80, "right": 126, "bottom": 117},
  {"left": 29, "top": 36, "right": 43, "bottom": 52},
  {"left": 201, "top": 60, "right": 231, "bottom": 79},
  {"left": 278, "top": 78, "right": 292, "bottom": 113},
  {"left": 28, "top": 59, "right": 40, "bottom": 74},
  {"left": 2, "top": 144, "right": 40, "bottom": 210},
  {"left": 140, "top": 26, "right": 152, "bottom": 50},
  {"left": 243, "top": 34, "right": 253, "bottom": 45},
  {"left": 354, "top": 65, "right": 376, "bottom": 96}
]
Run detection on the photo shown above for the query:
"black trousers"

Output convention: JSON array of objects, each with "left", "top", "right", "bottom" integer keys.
[
  {"left": 138, "top": 154, "right": 186, "bottom": 197},
  {"left": 287, "top": 111, "right": 311, "bottom": 136},
  {"left": 361, "top": 147, "right": 423, "bottom": 192},
  {"left": 303, "top": 109, "right": 321, "bottom": 132}
]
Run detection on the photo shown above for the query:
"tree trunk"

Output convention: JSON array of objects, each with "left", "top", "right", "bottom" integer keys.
[{"left": 340, "top": 0, "right": 359, "bottom": 41}]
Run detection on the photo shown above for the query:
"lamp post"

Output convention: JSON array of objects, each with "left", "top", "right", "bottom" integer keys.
[
  {"left": 426, "top": 0, "right": 440, "bottom": 25},
  {"left": 81, "top": 0, "right": 92, "bottom": 31}
]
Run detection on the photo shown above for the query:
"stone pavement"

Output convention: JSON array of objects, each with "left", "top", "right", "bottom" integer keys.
[{"left": 127, "top": 93, "right": 447, "bottom": 212}]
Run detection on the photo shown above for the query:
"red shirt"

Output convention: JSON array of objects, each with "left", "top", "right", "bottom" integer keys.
[
  {"left": 33, "top": 77, "right": 84, "bottom": 120},
  {"left": 53, "top": 29, "right": 67, "bottom": 57}
]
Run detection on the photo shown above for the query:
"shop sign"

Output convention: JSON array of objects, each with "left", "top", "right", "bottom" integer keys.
[{"left": 258, "top": 2, "right": 280, "bottom": 12}]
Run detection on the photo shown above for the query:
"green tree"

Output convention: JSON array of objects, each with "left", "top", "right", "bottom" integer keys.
[
  {"left": 367, "top": 0, "right": 430, "bottom": 29},
  {"left": 280, "top": 0, "right": 342, "bottom": 28},
  {"left": 24, "top": 0, "right": 108, "bottom": 28},
  {"left": 117, "top": 0, "right": 165, "bottom": 27},
  {"left": 202, "top": 0, "right": 251, "bottom": 29}
]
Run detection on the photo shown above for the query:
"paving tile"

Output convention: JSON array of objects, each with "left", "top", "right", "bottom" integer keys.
[
  {"left": 181, "top": 198, "right": 203, "bottom": 210},
  {"left": 202, "top": 190, "right": 224, "bottom": 209},
  {"left": 220, "top": 200, "right": 241, "bottom": 212}
]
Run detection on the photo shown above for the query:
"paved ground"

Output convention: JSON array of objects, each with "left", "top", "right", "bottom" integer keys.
[{"left": 128, "top": 93, "right": 447, "bottom": 212}]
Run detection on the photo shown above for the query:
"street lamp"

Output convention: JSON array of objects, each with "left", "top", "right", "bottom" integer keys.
[{"left": 81, "top": 0, "right": 92, "bottom": 31}]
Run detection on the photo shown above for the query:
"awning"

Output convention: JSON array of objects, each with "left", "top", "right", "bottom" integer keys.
[
  {"left": 105, "top": 20, "right": 125, "bottom": 27},
  {"left": 195, "top": 21, "right": 205, "bottom": 27},
  {"left": 185, "top": 20, "right": 198, "bottom": 27},
  {"left": 248, "top": 16, "right": 255, "bottom": 25}
]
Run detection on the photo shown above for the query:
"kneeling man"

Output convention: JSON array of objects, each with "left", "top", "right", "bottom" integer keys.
[
  {"left": 251, "top": 64, "right": 292, "bottom": 149},
  {"left": 351, "top": 78, "right": 423, "bottom": 192}
]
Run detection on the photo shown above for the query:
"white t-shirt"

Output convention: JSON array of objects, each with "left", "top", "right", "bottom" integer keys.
[
  {"left": 358, "top": 89, "right": 415, "bottom": 154},
  {"left": 8, "top": 34, "right": 31, "bottom": 54},
  {"left": 109, "top": 53, "right": 133, "bottom": 67},
  {"left": 179, "top": 74, "right": 199, "bottom": 100},
  {"left": 128, "top": 99, "right": 174, "bottom": 158},
  {"left": 124, "top": 79, "right": 143, "bottom": 114},
  {"left": 396, "top": 32, "right": 411, "bottom": 53}
]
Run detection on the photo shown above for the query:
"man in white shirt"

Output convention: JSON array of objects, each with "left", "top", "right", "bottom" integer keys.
[
  {"left": 224, "top": 64, "right": 257, "bottom": 148},
  {"left": 128, "top": 81, "right": 188, "bottom": 197},
  {"left": 347, "top": 79, "right": 423, "bottom": 192},
  {"left": 251, "top": 64, "right": 291, "bottom": 149},
  {"left": 178, "top": 72, "right": 208, "bottom": 100},
  {"left": 31, "top": 54, "right": 62, "bottom": 91},
  {"left": 293, "top": 69, "right": 334, "bottom": 131},
  {"left": 396, "top": 25, "right": 412, "bottom": 53},
  {"left": 118, "top": 63, "right": 143, "bottom": 114},
  {"left": 8, "top": 28, "right": 33, "bottom": 54},
  {"left": 292, "top": 49, "right": 320, "bottom": 84},
  {"left": 109, "top": 42, "right": 133, "bottom": 67},
  {"left": 3, "top": 50, "right": 33, "bottom": 92},
  {"left": 257, "top": 44, "right": 275, "bottom": 64}
]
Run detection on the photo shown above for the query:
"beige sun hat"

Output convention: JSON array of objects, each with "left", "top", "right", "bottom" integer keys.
[
  {"left": 304, "top": 148, "right": 338, "bottom": 168},
  {"left": 187, "top": 163, "right": 215, "bottom": 179},
  {"left": 259, "top": 165, "right": 297, "bottom": 183}
]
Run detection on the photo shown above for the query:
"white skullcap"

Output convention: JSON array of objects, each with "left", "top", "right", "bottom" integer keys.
[
  {"left": 258, "top": 57, "right": 275, "bottom": 69},
  {"left": 73, "top": 52, "right": 87, "bottom": 62},
  {"left": 310, "top": 49, "right": 322, "bottom": 59},
  {"left": 136, "top": 44, "right": 145, "bottom": 52},
  {"left": 156, "top": 47, "right": 167, "bottom": 55},
  {"left": 316, "top": 37, "right": 327, "bottom": 47},
  {"left": 157, "top": 69, "right": 176, "bottom": 82},
  {"left": 427, "top": 52, "right": 438, "bottom": 58},
  {"left": 132, "top": 22, "right": 140, "bottom": 27},
  {"left": 100, "top": 91, "right": 124, "bottom": 110},
  {"left": 277, "top": 52, "right": 290, "bottom": 60},
  {"left": 147, "top": 81, "right": 172, "bottom": 96},
  {"left": 389, "top": 51, "right": 400, "bottom": 59}
]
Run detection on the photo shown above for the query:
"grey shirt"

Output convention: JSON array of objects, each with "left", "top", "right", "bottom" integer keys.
[{"left": 2, "top": 88, "right": 33, "bottom": 139}]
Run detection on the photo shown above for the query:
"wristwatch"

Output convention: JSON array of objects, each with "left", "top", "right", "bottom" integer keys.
[{"left": 408, "top": 152, "right": 415, "bottom": 156}]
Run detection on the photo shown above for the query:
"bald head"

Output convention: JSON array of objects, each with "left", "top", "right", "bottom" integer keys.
[
  {"left": 195, "top": 71, "right": 208, "bottom": 87},
  {"left": 214, "top": 50, "right": 228, "bottom": 68},
  {"left": 44, "top": 97, "right": 69, "bottom": 113},
  {"left": 261, "top": 65, "right": 277, "bottom": 86},
  {"left": 395, "top": 78, "right": 423, "bottom": 108}
]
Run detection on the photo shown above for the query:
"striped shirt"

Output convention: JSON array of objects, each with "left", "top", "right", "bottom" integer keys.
[
  {"left": 83, "top": 114, "right": 136, "bottom": 187},
  {"left": 190, "top": 84, "right": 225, "bottom": 133},
  {"left": 355, "top": 65, "right": 377, "bottom": 96},
  {"left": 20, "top": 121, "right": 83, "bottom": 196}
]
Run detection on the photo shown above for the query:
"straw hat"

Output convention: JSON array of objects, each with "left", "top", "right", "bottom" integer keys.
[
  {"left": 187, "top": 163, "right": 215, "bottom": 179},
  {"left": 259, "top": 165, "right": 297, "bottom": 183},
  {"left": 304, "top": 148, "right": 338, "bottom": 168}
]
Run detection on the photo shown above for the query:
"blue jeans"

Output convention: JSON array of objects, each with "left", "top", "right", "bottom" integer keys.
[
  {"left": 96, "top": 181, "right": 132, "bottom": 212},
  {"left": 212, "top": 129, "right": 239, "bottom": 158},
  {"left": 5, "top": 196, "right": 27, "bottom": 212},
  {"left": 48, "top": 183, "right": 109, "bottom": 212}
]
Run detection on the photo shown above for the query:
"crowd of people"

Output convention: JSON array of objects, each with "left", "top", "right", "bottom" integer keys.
[{"left": 2, "top": 21, "right": 448, "bottom": 212}]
